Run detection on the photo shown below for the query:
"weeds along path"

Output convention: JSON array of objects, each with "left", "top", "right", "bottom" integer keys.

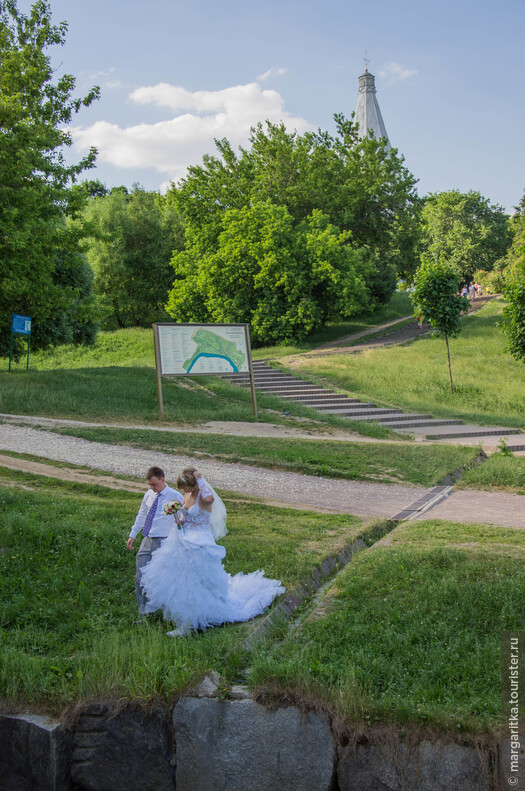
[{"left": 0, "top": 423, "right": 423, "bottom": 518}]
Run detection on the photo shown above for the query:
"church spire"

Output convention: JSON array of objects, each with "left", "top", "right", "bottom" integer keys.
[{"left": 354, "top": 64, "right": 390, "bottom": 151}]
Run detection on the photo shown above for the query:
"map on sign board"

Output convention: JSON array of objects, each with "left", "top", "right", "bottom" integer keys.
[{"left": 156, "top": 324, "right": 249, "bottom": 375}]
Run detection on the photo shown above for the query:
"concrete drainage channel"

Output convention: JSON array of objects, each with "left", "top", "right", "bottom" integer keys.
[{"left": 2, "top": 454, "right": 504, "bottom": 791}]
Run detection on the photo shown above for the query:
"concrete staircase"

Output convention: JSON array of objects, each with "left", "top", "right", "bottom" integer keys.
[{"left": 223, "top": 360, "right": 524, "bottom": 448}]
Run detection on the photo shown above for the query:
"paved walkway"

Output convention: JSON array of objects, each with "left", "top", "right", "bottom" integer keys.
[
  {"left": 412, "top": 489, "right": 525, "bottom": 528},
  {"left": 0, "top": 423, "right": 523, "bottom": 528},
  {"left": 0, "top": 424, "right": 423, "bottom": 518}
]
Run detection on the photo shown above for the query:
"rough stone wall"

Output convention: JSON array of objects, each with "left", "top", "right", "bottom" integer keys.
[{"left": 0, "top": 689, "right": 503, "bottom": 791}]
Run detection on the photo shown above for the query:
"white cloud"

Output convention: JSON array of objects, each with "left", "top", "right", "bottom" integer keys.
[
  {"left": 86, "top": 67, "right": 121, "bottom": 89},
  {"left": 256, "top": 67, "right": 288, "bottom": 81},
  {"left": 379, "top": 62, "right": 417, "bottom": 83},
  {"left": 70, "top": 81, "right": 310, "bottom": 184}
]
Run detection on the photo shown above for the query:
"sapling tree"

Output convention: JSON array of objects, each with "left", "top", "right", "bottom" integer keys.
[{"left": 410, "top": 258, "right": 469, "bottom": 393}]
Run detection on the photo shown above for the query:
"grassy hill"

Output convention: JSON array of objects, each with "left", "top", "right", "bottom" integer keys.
[{"left": 283, "top": 298, "right": 525, "bottom": 429}]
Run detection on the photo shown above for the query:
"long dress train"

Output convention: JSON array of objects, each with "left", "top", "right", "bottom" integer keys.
[{"left": 140, "top": 485, "right": 284, "bottom": 632}]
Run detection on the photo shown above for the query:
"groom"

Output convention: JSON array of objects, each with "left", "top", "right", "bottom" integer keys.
[{"left": 127, "top": 466, "right": 183, "bottom": 615}]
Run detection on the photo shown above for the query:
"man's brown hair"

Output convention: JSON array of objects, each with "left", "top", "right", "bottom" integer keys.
[{"left": 146, "top": 466, "right": 165, "bottom": 480}]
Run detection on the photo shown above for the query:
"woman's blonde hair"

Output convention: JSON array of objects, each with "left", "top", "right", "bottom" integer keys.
[{"left": 177, "top": 467, "right": 197, "bottom": 490}]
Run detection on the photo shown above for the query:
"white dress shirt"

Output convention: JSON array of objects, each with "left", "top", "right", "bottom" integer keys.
[{"left": 129, "top": 485, "right": 183, "bottom": 540}]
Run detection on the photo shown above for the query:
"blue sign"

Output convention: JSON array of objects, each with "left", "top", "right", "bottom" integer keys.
[{"left": 12, "top": 314, "right": 32, "bottom": 335}]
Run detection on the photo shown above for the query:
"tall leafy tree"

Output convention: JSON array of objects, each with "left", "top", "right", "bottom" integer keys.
[
  {"left": 168, "top": 117, "right": 419, "bottom": 344},
  {"left": 0, "top": 0, "right": 99, "bottom": 355},
  {"left": 168, "top": 202, "right": 372, "bottom": 344},
  {"left": 419, "top": 190, "right": 511, "bottom": 282},
  {"left": 502, "top": 263, "right": 525, "bottom": 364},
  {"left": 410, "top": 258, "right": 469, "bottom": 393},
  {"left": 83, "top": 186, "right": 185, "bottom": 328},
  {"left": 501, "top": 193, "right": 525, "bottom": 363}
]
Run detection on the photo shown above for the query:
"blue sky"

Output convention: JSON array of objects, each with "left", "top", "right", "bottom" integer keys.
[{"left": 35, "top": 0, "right": 525, "bottom": 212}]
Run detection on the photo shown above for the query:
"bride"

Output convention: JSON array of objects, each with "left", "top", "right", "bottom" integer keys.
[{"left": 140, "top": 467, "right": 285, "bottom": 636}]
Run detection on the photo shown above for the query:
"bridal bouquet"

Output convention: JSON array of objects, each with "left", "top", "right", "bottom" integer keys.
[{"left": 164, "top": 500, "right": 182, "bottom": 523}]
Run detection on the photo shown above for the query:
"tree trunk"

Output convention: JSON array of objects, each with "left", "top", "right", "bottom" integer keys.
[{"left": 445, "top": 333, "right": 453, "bottom": 393}]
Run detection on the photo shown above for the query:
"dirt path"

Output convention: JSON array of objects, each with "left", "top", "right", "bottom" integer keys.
[
  {"left": 292, "top": 296, "right": 497, "bottom": 360},
  {"left": 0, "top": 412, "right": 404, "bottom": 444}
]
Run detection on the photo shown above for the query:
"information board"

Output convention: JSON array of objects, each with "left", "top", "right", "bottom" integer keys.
[
  {"left": 155, "top": 323, "right": 250, "bottom": 376},
  {"left": 12, "top": 314, "right": 31, "bottom": 335},
  {"left": 152, "top": 323, "right": 257, "bottom": 419}
]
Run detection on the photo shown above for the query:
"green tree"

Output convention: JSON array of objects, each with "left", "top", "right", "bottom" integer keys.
[
  {"left": 167, "top": 117, "right": 419, "bottom": 343},
  {"left": 168, "top": 202, "right": 372, "bottom": 345},
  {"left": 504, "top": 193, "right": 525, "bottom": 278},
  {"left": 0, "top": 0, "right": 100, "bottom": 356},
  {"left": 410, "top": 258, "right": 469, "bottom": 393},
  {"left": 502, "top": 261, "right": 525, "bottom": 363},
  {"left": 419, "top": 190, "right": 511, "bottom": 283},
  {"left": 83, "top": 186, "right": 185, "bottom": 328},
  {"left": 502, "top": 196, "right": 525, "bottom": 362}
]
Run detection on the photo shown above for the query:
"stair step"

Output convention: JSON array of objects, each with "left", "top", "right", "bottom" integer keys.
[
  {"left": 319, "top": 407, "right": 403, "bottom": 417},
  {"left": 383, "top": 418, "right": 463, "bottom": 428},
  {"left": 227, "top": 375, "right": 298, "bottom": 383},
  {"left": 396, "top": 425, "right": 523, "bottom": 439},
  {"left": 278, "top": 393, "right": 355, "bottom": 402},
  {"left": 254, "top": 385, "right": 330, "bottom": 393},
  {"left": 342, "top": 411, "right": 429, "bottom": 422}
]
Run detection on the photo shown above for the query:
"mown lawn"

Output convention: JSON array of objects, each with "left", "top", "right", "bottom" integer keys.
[
  {"left": 0, "top": 299, "right": 415, "bottom": 438},
  {"left": 0, "top": 365, "right": 394, "bottom": 438},
  {"left": 47, "top": 424, "right": 479, "bottom": 487},
  {"left": 0, "top": 470, "right": 364, "bottom": 711},
  {"left": 458, "top": 453, "right": 525, "bottom": 494},
  {"left": 283, "top": 299, "right": 525, "bottom": 429},
  {"left": 251, "top": 518, "right": 525, "bottom": 731}
]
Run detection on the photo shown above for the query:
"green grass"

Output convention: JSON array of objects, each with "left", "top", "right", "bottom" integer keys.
[
  {"left": 0, "top": 361, "right": 396, "bottom": 438},
  {"left": 284, "top": 299, "right": 525, "bottom": 429},
  {"left": 0, "top": 365, "right": 357, "bottom": 431},
  {"left": 2, "top": 326, "right": 156, "bottom": 371},
  {"left": 1, "top": 293, "right": 413, "bottom": 374},
  {"left": 0, "top": 293, "right": 413, "bottom": 437},
  {"left": 251, "top": 518, "right": 525, "bottom": 731},
  {"left": 45, "top": 424, "right": 479, "bottom": 486},
  {"left": 0, "top": 471, "right": 364, "bottom": 711},
  {"left": 458, "top": 453, "right": 525, "bottom": 494}
]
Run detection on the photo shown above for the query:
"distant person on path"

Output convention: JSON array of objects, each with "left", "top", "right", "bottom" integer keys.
[
  {"left": 469, "top": 283, "right": 476, "bottom": 300},
  {"left": 140, "top": 467, "right": 285, "bottom": 637},
  {"left": 127, "top": 466, "right": 183, "bottom": 616},
  {"left": 461, "top": 285, "right": 468, "bottom": 298}
]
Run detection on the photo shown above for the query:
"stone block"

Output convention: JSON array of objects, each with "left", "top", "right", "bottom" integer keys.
[
  {"left": 194, "top": 671, "right": 221, "bottom": 698},
  {"left": 499, "top": 737, "right": 525, "bottom": 790},
  {"left": 71, "top": 704, "right": 174, "bottom": 791},
  {"left": 172, "top": 698, "right": 335, "bottom": 791},
  {"left": 0, "top": 712, "right": 72, "bottom": 791},
  {"left": 338, "top": 738, "right": 489, "bottom": 791}
]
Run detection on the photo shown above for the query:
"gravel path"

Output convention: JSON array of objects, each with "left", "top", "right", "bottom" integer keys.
[{"left": 0, "top": 423, "right": 423, "bottom": 518}]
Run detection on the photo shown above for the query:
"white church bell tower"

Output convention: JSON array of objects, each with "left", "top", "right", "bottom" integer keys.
[{"left": 354, "top": 66, "right": 390, "bottom": 151}]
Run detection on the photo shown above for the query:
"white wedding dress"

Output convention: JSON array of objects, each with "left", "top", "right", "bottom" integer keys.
[{"left": 141, "top": 483, "right": 285, "bottom": 633}]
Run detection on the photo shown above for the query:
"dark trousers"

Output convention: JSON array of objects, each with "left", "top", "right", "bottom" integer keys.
[{"left": 135, "top": 536, "right": 165, "bottom": 614}]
